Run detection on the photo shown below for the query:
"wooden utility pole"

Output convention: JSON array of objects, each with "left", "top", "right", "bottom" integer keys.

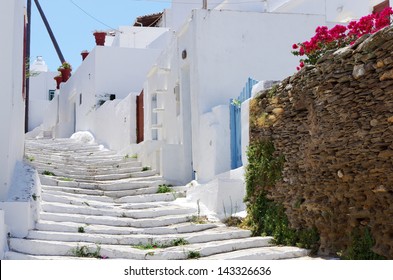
[
  {"left": 25, "top": 0, "right": 31, "bottom": 133},
  {"left": 203, "top": 0, "right": 207, "bottom": 9},
  {"left": 34, "top": 0, "right": 65, "bottom": 63}
]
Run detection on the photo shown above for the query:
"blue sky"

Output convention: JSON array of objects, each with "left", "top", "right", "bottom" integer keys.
[{"left": 30, "top": 0, "right": 171, "bottom": 72}]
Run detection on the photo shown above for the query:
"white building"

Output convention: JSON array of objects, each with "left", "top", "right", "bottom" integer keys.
[
  {"left": 26, "top": 0, "right": 390, "bottom": 217},
  {"left": 29, "top": 24, "right": 171, "bottom": 151},
  {"left": 0, "top": 0, "right": 26, "bottom": 259},
  {"left": 141, "top": 0, "right": 385, "bottom": 185},
  {"left": 28, "top": 56, "right": 57, "bottom": 131}
]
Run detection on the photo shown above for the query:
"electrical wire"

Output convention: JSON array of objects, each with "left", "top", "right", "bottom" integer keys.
[
  {"left": 69, "top": 0, "right": 268, "bottom": 31},
  {"left": 127, "top": 0, "right": 267, "bottom": 5},
  {"left": 69, "top": 0, "right": 119, "bottom": 31}
]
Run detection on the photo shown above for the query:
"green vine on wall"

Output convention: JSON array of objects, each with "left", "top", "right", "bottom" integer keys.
[
  {"left": 341, "top": 227, "right": 386, "bottom": 260},
  {"left": 243, "top": 139, "right": 320, "bottom": 254}
]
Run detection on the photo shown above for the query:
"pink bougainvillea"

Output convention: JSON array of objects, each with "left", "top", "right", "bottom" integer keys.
[{"left": 292, "top": 7, "right": 393, "bottom": 70}]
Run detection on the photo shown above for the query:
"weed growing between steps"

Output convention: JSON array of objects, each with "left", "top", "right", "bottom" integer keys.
[
  {"left": 223, "top": 216, "right": 243, "bottom": 227},
  {"left": 187, "top": 250, "right": 201, "bottom": 259},
  {"left": 243, "top": 139, "right": 320, "bottom": 254},
  {"left": 157, "top": 184, "right": 173, "bottom": 193},
  {"left": 124, "top": 153, "right": 138, "bottom": 160},
  {"left": 142, "top": 166, "right": 151, "bottom": 171},
  {"left": 42, "top": 170, "right": 55, "bottom": 176},
  {"left": 133, "top": 238, "right": 190, "bottom": 250},
  {"left": 58, "top": 177, "right": 73, "bottom": 181},
  {"left": 222, "top": 197, "right": 243, "bottom": 227},
  {"left": 71, "top": 245, "right": 107, "bottom": 259},
  {"left": 188, "top": 199, "right": 208, "bottom": 224},
  {"left": 25, "top": 155, "right": 35, "bottom": 162},
  {"left": 339, "top": 227, "right": 386, "bottom": 260},
  {"left": 78, "top": 226, "right": 85, "bottom": 233}
]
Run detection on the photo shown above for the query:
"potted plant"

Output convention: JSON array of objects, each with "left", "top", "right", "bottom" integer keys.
[
  {"left": 58, "top": 62, "right": 72, "bottom": 82},
  {"left": 93, "top": 31, "right": 107, "bottom": 46},
  {"left": 81, "top": 50, "right": 89, "bottom": 61},
  {"left": 54, "top": 74, "right": 62, "bottom": 89}
]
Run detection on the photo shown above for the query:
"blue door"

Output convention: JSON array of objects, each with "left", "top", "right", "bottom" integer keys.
[{"left": 230, "top": 78, "right": 258, "bottom": 169}]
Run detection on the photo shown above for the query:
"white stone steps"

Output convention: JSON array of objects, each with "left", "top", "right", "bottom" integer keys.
[
  {"left": 9, "top": 238, "right": 123, "bottom": 259},
  {"left": 25, "top": 227, "right": 251, "bottom": 246},
  {"left": 41, "top": 201, "right": 196, "bottom": 219},
  {"left": 35, "top": 220, "right": 218, "bottom": 235},
  {"left": 40, "top": 176, "right": 165, "bottom": 190},
  {"left": 39, "top": 212, "right": 192, "bottom": 228},
  {"left": 32, "top": 163, "right": 143, "bottom": 176},
  {"left": 9, "top": 236, "right": 274, "bottom": 260},
  {"left": 37, "top": 169, "right": 158, "bottom": 181},
  {"left": 42, "top": 185, "right": 165, "bottom": 198},
  {"left": 116, "top": 192, "right": 184, "bottom": 203},
  {"left": 42, "top": 189, "right": 116, "bottom": 203},
  {"left": 200, "top": 246, "right": 310, "bottom": 260},
  {"left": 42, "top": 189, "right": 181, "bottom": 204},
  {"left": 4, "top": 251, "right": 87, "bottom": 260},
  {"left": 42, "top": 192, "right": 180, "bottom": 210},
  {"left": 30, "top": 157, "right": 139, "bottom": 168},
  {"left": 148, "top": 237, "right": 274, "bottom": 260},
  {"left": 15, "top": 138, "right": 311, "bottom": 260}
]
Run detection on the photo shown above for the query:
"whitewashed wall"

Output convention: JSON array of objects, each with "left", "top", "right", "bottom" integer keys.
[
  {"left": 0, "top": 0, "right": 25, "bottom": 201},
  {"left": 93, "top": 93, "right": 137, "bottom": 150},
  {"left": 185, "top": 9, "right": 325, "bottom": 183},
  {"left": 28, "top": 71, "right": 57, "bottom": 131},
  {"left": 54, "top": 45, "right": 161, "bottom": 155},
  {"left": 111, "top": 26, "right": 170, "bottom": 49},
  {"left": 271, "top": 0, "right": 376, "bottom": 22},
  {"left": 142, "top": 8, "right": 327, "bottom": 183}
]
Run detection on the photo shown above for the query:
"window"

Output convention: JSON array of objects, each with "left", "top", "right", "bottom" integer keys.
[
  {"left": 79, "top": 93, "right": 82, "bottom": 105},
  {"left": 48, "top": 90, "right": 55, "bottom": 101}
]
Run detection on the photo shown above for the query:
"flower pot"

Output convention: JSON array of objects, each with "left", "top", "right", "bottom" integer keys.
[
  {"left": 59, "top": 67, "right": 71, "bottom": 82},
  {"left": 54, "top": 76, "right": 63, "bottom": 89},
  {"left": 81, "top": 51, "right": 89, "bottom": 61},
  {"left": 93, "top": 32, "right": 106, "bottom": 46}
]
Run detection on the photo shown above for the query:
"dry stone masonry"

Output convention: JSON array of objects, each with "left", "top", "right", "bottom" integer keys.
[{"left": 250, "top": 26, "right": 393, "bottom": 258}]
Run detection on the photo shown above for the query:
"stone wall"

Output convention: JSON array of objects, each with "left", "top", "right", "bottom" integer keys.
[{"left": 250, "top": 26, "right": 393, "bottom": 258}]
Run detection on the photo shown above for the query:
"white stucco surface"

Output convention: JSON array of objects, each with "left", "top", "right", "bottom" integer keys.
[
  {"left": 28, "top": 69, "right": 57, "bottom": 131},
  {"left": 187, "top": 167, "right": 246, "bottom": 220},
  {"left": 0, "top": 0, "right": 25, "bottom": 200},
  {"left": 111, "top": 26, "right": 170, "bottom": 49}
]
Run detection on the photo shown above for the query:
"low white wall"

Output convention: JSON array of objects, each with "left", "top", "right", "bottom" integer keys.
[
  {"left": 93, "top": 93, "right": 137, "bottom": 151},
  {"left": 187, "top": 167, "right": 246, "bottom": 220},
  {"left": 196, "top": 105, "right": 231, "bottom": 183},
  {"left": 0, "top": 202, "right": 33, "bottom": 238},
  {"left": 161, "top": 144, "right": 191, "bottom": 185},
  {"left": 29, "top": 100, "right": 50, "bottom": 131},
  {"left": 0, "top": 164, "right": 41, "bottom": 240}
]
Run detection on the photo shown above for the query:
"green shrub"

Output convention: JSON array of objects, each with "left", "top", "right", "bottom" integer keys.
[
  {"left": 244, "top": 139, "right": 320, "bottom": 254},
  {"left": 342, "top": 227, "right": 386, "bottom": 260},
  {"left": 157, "top": 184, "right": 173, "bottom": 193},
  {"left": 42, "top": 170, "right": 55, "bottom": 176}
]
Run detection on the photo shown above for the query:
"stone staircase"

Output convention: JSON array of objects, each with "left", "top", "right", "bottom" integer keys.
[{"left": 5, "top": 138, "right": 310, "bottom": 260}]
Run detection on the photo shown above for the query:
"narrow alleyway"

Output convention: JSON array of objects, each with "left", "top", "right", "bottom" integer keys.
[{"left": 6, "top": 138, "right": 310, "bottom": 260}]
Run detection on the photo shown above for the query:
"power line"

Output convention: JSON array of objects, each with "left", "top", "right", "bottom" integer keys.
[
  {"left": 69, "top": 0, "right": 118, "bottom": 30},
  {"left": 128, "top": 0, "right": 267, "bottom": 5}
]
